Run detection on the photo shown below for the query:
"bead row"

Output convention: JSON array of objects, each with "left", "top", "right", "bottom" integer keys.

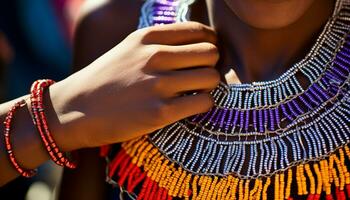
[
  {"left": 107, "top": 137, "right": 350, "bottom": 200},
  {"left": 150, "top": 90, "right": 350, "bottom": 177}
]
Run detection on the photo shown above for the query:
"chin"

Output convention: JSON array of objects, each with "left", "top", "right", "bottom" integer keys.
[{"left": 224, "top": 0, "right": 316, "bottom": 29}]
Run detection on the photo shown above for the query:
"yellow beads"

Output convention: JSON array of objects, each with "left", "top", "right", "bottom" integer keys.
[
  {"left": 249, "top": 179, "right": 260, "bottom": 199},
  {"left": 305, "top": 164, "right": 315, "bottom": 194},
  {"left": 229, "top": 177, "right": 238, "bottom": 200},
  {"left": 320, "top": 160, "right": 331, "bottom": 194},
  {"left": 335, "top": 153, "right": 346, "bottom": 190},
  {"left": 343, "top": 147, "right": 350, "bottom": 185},
  {"left": 274, "top": 174, "right": 280, "bottom": 200},
  {"left": 119, "top": 139, "right": 350, "bottom": 200},
  {"left": 279, "top": 173, "right": 285, "bottom": 200},
  {"left": 238, "top": 179, "right": 244, "bottom": 200},
  {"left": 207, "top": 177, "right": 218, "bottom": 199},
  {"left": 272, "top": 173, "right": 285, "bottom": 200},
  {"left": 255, "top": 179, "right": 263, "bottom": 200},
  {"left": 300, "top": 165, "right": 308, "bottom": 195},
  {"left": 285, "top": 169, "right": 293, "bottom": 199},
  {"left": 313, "top": 163, "right": 323, "bottom": 195},
  {"left": 183, "top": 174, "right": 191, "bottom": 199},
  {"left": 296, "top": 165, "right": 302, "bottom": 195},
  {"left": 192, "top": 175, "right": 199, "bottom": 200},
  {"left": 262, "top": 177, "right": 271, "bottom": 200},
  {"left": 243, "top": 180, "right": 250, "bottom": 200}
]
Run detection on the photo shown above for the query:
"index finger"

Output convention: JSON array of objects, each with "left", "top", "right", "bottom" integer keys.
[{"left": 140, "top": 21, "right": 217, "bottom": 45}]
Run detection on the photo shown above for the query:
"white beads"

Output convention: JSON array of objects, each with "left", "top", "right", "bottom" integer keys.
[{"left": 139, "top": 0, "right": 350, "bottom": 180}]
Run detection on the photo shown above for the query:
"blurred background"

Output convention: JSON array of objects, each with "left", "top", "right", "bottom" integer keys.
[{"left": 0, "top": 0, "right": 85, "bottom": 199}]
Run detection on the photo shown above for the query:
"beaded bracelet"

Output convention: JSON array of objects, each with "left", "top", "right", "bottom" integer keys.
[
  {"left": 3, "top": 100, "right": 37, "bottom": 177},
  {"left": 30, "top": 79, "right": 77, "bottom": 169}
]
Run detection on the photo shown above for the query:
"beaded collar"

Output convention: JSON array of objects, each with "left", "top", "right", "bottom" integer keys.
[{"left": 103, "top": 0, "right": 350, "bottom": 199}]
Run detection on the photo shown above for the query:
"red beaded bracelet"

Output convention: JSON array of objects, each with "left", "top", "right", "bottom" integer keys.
[
  {"left": 30, "top": 79, "right": 77, "bottom": 169},
  {"left": 3, "top": 100, "right": 37, "bottom": 177}
]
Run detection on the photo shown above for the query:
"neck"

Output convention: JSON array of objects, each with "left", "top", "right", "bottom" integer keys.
[{"left": 206, "top": 0, "right": 335, "bottom": 83}]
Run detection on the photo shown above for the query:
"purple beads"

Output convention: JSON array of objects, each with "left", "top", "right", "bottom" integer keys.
[
  {"left": 281, "top": 104, "right": 293, "bottom": 121},
  {"left": 153, "top": 0, "right": 178, "bottom": 24},
  {"left": 253, "top": 110, "right": 257, "bottom": 131},
  {"left": 219, "top": 109, "right": 228, "bottom": 130},
  {"left": 258, "top": 110, "right": 264, "bottom": 133},
  {"left": 240, "top": 111, "right": 245, "bottom": 131},
  {"left": 188, "top": 36, "right": 350, "bottom": 135},
  {"left": 269, "top": 109, "right": 275, "bottom": 131},
  {"left": 225, "top": 109, "right": 234, "bottom": 132},
  {"left": 245, "top": 110, "right": 250, "bottom": 131}
]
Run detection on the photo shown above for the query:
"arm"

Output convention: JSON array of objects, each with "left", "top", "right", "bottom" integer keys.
[
  {"left": 59, "top": 1, "right": 142, "bottom": 199},
  {"left": 1, "top": 0, "right": 219, "bottom": 188},
  {"left": 0, "top": 82, "right": 79, "bottom": 186}
]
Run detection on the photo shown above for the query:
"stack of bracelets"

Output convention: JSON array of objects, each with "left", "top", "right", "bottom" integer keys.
[{"left": 3, "top": 79, "right": 77, "bottom": 178}]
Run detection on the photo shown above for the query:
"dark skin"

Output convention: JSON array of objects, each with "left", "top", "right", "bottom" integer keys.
[
  {"left": 60, "top": 2, "right": 148, "bottom": 198},
  {"left": 59, "top": 0, "right": 334, "bottom": 199},
  {"left": 211, "top": 0, "right": 334, "bottom": 82},
  {"left": 1, "top": 6, "right": 221, "bottom": 186}
]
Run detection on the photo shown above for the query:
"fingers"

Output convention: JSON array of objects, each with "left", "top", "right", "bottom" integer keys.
[
  {"left": 157, "top": 67, "right": 220, "bottom": 97},
  {"left": 138, "top": 22, "right": 219, "bottom": 72},
  {"left": 139, "top": 21, "right": 217, "bottom": 45},
  {"left": 165, "top": 93, "right": 214, "bottom": 124},
  {"left": 147, "top": 42, "right": 219, "bottom": 70}
]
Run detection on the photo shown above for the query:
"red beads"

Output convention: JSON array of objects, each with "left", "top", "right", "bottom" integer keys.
[
  {"left": 30, "top": 79, "right": 77, "bottom": 169},
  {"left": 3, "top": 100, "right": 37, "bottom": 177},
  {"left": 3, "top": 79, "right": 77, "bottom": 178}
]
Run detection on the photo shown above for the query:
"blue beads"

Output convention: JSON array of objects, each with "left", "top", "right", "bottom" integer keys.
[{"left": 142, "top": 0, "right": 350, "bottom": 181}]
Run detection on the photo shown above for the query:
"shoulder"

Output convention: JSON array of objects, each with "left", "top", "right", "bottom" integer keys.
[
  {"left": 73, "top": 0, "right": 144, "bottom": 69},
  {"left": 77, "top": 0, "right": 144, "bottom": 30}
]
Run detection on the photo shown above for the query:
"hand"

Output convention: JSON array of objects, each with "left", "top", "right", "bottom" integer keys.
[{"left": 51, "top": 22, "right": 220, "bottom": 150}]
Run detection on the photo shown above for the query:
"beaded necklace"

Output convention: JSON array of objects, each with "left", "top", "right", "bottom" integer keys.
[{"left": 104, "top": 0, "right": 350, "bottom": 199}]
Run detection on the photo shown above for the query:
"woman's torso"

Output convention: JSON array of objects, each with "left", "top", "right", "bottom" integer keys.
[{"left": 102, "top": 0, "right": 350, "bottom": 199}]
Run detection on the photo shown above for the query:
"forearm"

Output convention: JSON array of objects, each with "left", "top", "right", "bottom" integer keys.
[{"left": 0, "top": 81, "right": 81, "bottom": 186}]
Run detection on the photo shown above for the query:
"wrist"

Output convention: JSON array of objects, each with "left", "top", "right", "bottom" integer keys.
[
  {"left": 42, "top": 79, "right": 86, "bottom": 152},
  {"left": 0, "top": 79, "right": 82, "bottom": 183}
]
